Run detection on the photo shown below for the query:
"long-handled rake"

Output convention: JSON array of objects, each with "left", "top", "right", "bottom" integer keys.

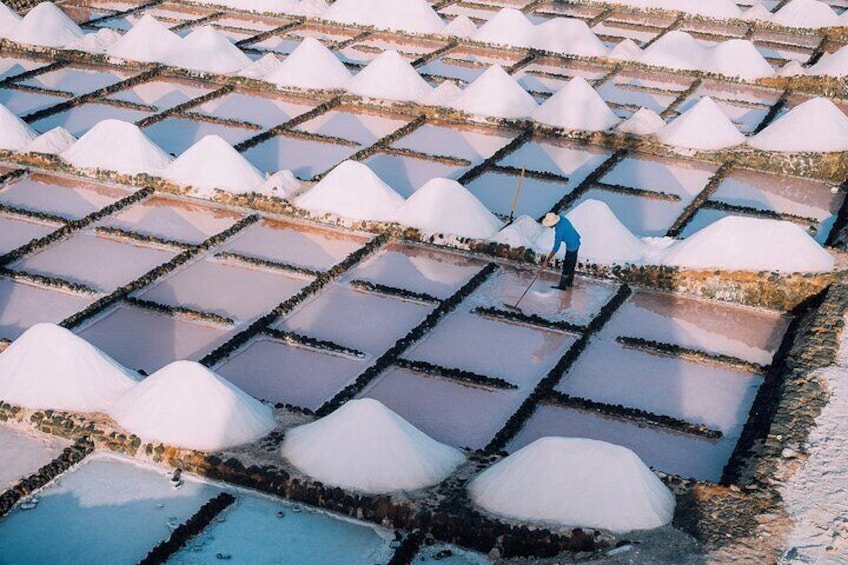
[
  {"left": 506, "top": 168, "right": 526, "bottom": 225},
  {"left": 503, "top": 266, "right": 543, "bottom": 312}
]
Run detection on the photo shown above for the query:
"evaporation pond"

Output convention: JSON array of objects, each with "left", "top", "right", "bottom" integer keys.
[
  {"left": 101, "top": 197, "right": 242, "bottom": 245},
  {"left": 405, "top": 310, "right": 575, "bottom": 388},
  {"left": 221, "top": 220, "right": 367, "bottom": 272},
  {"left": 168, "top": 492, "right": 392, "bottom": 565},
  {"left": 556, "top": 339, "right": 763, "bottom": 435},
  {"left": 349, "top": 245, "right": 484, "bottom": 299},
  {"left": 15, "top": 233, "right": 177, "bottom": 292},
  {"left": 360, "top": 367, "right": 529, "bottom": 450},
  {"left": 216, "top": 337, "right": 366, "bottom": 409},
  {"left": 605, "top": 290, "right": 790, "bottom": 366},
  {"left": 0, "top": 279, "right": 95, "bottom": 340},
  {"left": 0, "top": 175, "right": 127, "bottom": 220},
  {"left": 76, "top": 305, "right": 232, "bottom": 373},
  {"left": 138, "top": 258, "right": 312, "bottom": 321},
  {"left": 276, "top": 283, "right": 433, "bottom": 355},
  {"left": 0, "top": 456, "right": 221, "bottom": 565},
  {"left": 0, "top": 425, "right": 70, "bottom": 488}
]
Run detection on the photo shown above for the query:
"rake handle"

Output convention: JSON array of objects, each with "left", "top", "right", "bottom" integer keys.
[{"left": 512, "top": 267, "right": 543, "bottom": 309}]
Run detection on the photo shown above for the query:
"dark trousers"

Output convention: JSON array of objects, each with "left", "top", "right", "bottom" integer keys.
[{"left": 558, "top": 249, "right": 579, "bottom": 289}]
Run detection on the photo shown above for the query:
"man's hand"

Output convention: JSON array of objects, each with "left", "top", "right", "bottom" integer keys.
[{"left": 541, "top": 251, "right": 554, "bottom": 268}]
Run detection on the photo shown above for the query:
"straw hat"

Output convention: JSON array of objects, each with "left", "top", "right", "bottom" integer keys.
[{"left": 542, "top": 213, "right": 560, "bottom": 228}]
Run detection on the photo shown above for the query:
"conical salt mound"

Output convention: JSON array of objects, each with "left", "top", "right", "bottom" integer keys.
[
  {"left": 489, "top": 215, "right": 545, "bottom": 250},
  {"left": 472, "top": 8, "right": 535, "bottom": 48},
  {"left": 772, "top": 0, "right": 840, "bottom": 28},
  {"left": 662, "top": 216, "right": 834, "bottom": 272},
  {"left": 347, "top": 50, "right": 432, "bottom": 101},
  {"left": 108, "top": 14, "right": 182, "bottom": 63},
  {"left": 469, "top": 437, "right": 675, "bottom": 532},
  {"left": 418, "top": 80, "right": 462, "bottom": 106},
  {"left": 656, "top": 97, "right": 744, "bottom": 150},
  {"left": 61, "top": 119, "right": 172, "bottom": 175},
  {"left": 608, "top": 38, "right": 642, "bottom": 61},
  {"left": 237, "top": 52, "right": 283, "bottom": 79},
  {"left": 164, "top": 25, "right": 251, "bottom": 74},
  {"left": 24, "top": 126, "right": 75, "bottom": 154},
  {"left": 324, "top": 0, "right": 445, "bottom": 34},
  {"left": 807, "top": 44, "right": 848, "bottom": 77},
  {"left": 266, "top": 37, "right": 351, "bottom": 89},
  {"left": 704, "top": 40, "right": 774, "bottom": 80},
  {"left": 565, "top": 199, "right": 645, "bottom": 263},
  {"left": 640, "top": 31, "right": 703, "bottom": 71},
  {"left": 532, "top": 18, "right": 607, "bottom": 57},
  {"left": 778, "top": 60, "right": 806, "bottom": 77},
  {"left": 10, "top": 2, "right": 83, "bottom": 48},
  {"left": 451, "top": 65, "right": 537, "bottom": 119},
  {"left": 617, "top": 108, "right": 665, "bottom": 135},
  {"left": 110, "top": 361, "right": 275, "bottom": 451},
  {"left": 532, "top": 77, "right": 618, "bottom": 131},
  {"left": 163, "top": 135, "right": 264, "bottom": 197},
  {"left": 393, "top": 178, "right": 502, "bottom": 239},
  {"left": 0, "top": 3, "right": 21, "bottom": 35},
  {"left": 749, "top": 98, "right": 848, "bottom": 152},
  {"left": 295, "top": 160, "right": 404, "bottom": 221},
  {"left": 281, "top": 398, "right": 465, "bottom": 494},
  {"left": 0, "top": 323, "right": 140, "bottom": 412},
  {"left": 442, "top": 14, "right": 476, "bottom": 38},
  {"left": 0, "top": 103, "right": 37, "bottom": 150}
]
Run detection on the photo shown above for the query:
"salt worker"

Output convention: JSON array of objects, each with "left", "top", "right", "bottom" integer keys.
[{"left": 541, "top": 212, "right": 580, "bottom": 290}]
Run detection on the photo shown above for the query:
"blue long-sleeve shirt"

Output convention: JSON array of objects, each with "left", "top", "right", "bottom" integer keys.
[{"left": 551, "top": 215, "right": 581, "bottom": 253}]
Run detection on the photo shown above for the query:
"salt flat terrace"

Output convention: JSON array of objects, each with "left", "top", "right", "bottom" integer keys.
[
  {"left": 0, "top": 169, "right": 792, "bottom": 485},
  {"left": 0, "top": 0, "right": 846, "bottom": 561}
]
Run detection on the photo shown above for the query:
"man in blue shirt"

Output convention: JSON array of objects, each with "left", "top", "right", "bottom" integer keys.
[{"left": 541, "top": 212, "right": 580, "bottom": 290}]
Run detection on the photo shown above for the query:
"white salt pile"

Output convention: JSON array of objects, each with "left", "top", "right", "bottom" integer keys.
[
  {"left": 61, "top": 119, "right": 173, "bottom": 175},
  {"left": 617, "top": 108, "right": 665, "bottom": 135},
  {"left": 490, "top": 215, "right": 546, "bottom": 250},
  {"left": 0, "top": 323, "right": 140, "bottom": 412},
  {"left": 237, "top": 53, "right": 284, "bottom": 80},
  {"left": 323, "top": 0, "right": 445, "bottom": 34},
  {"left": 418, "top": 80, "right": 462, "bottom": 107},
  {"left": 24, "top": 126, "right": 76, "bottom": 154},
  {"left": 656, "top": 97, "right": 745, "bottom": 150},
  {"left": 0, "top": 3, "right": 21, "bottom": 35},
  {"left": 164, "top": 25, "right": 251, "bottom": 74},
  {"left": 807, "top": 45, "right": 848, "bottom": 77},
  {"left": 562, "top": 199, "right": 646, "bottom": 263},
  {"left": 107, "top": 14, "right": 183, "bottom": 63},
  {"left": 451, "top": 65, "right": 537, "bottom": 119},
  {"left": 662, "top": 216, "right": 835, "bottom": 272},
  {"left": 640, "top": 30, "right": 703, "bottom": 71},
  {"left": 533, "top": 18, "right": 607, "bottom": 57},
  {"left": 748, "top": 98, "right": 848, "bottom": 152},
  {"left": 601, "top": 0, "right": 741, "bottom": 19},
  {"left": 740, "top": 3, "right": 773, "bottom": 21},
  {"left": 771, "top": 0, "right": 841, "bottom": 28},
  {"left": 110, "top": 361, "right": 275, "bottom": 451},
  {"left": 608, "top": 38, "right": 642, "bottom": 61},
  {"left": 8, "top": 2, "right": 83, "bottom": 48},
  {"left": 472, "top": 8, "right": 535, "bottom": 48},
  {"left": 347, "top": 50, "right": 432, "bottom": 102},
  {"left": 0, "top": 103, "right": 38, "bottom": 150},
  {"left": 281, "top": 398, "right": 465, "bottom": 494},
  {"left": 641, "top": 31, "right": 773, "bottom": 79},
  {"left": 255, "top": 169, "right": 301, "bottom": 198},
  {"left": 67, "top": 27, "right": 121, "bottom": 54},
  {"left": 469, "top": 437, "right": 675, "bottom": 532},
  {"left": 705, "top": 39, "right": 775, "bottom": 80},
  {"left": 266, "top": 37, "right": 351, "bottom": 90},
  {"left": 393, "top": 177, "right": 502, "bottom": 239},
  {"left": 778, "top": 60, "right": 806, "bottom": 77},
  {"left": 532, "top": 76, "right": 619, "bottom": 131},
  {"left": 163, "top": 135, "right": 264, "bottom": 197},
  {"left": 442, "top": 15, "right": 476, "bottom": 38},
  {"left": 295, "top": 160, "right": 404, "bottom": 221}
]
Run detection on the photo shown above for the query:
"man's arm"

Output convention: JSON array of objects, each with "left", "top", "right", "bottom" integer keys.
[{"left": 541, "top": 250, "right": 556, "bottom": 268}]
